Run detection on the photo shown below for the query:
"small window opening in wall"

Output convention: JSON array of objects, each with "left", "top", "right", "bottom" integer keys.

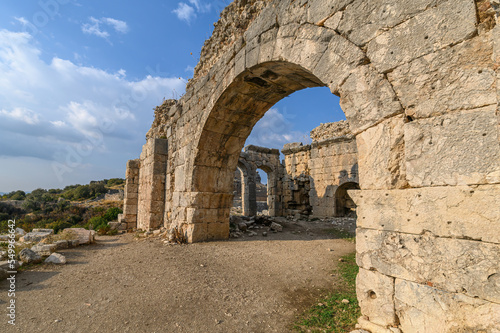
[{"left": 256, "top": 168, "right": 269, "bottom": 216}]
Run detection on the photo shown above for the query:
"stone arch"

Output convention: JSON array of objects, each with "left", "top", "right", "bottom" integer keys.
[
  {"left": 255, "top": 165, "right": 274, "bottom": 216},
  {"left": 123, "top": 1, "right": 500, "bottom": 331},
  {"left": 189, "top": 60, "right": 348, "bottom": 238}
]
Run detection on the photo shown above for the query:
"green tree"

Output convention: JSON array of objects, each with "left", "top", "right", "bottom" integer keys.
[
  {"left": 103, "top": 207, "right": 123, "bottom": 222},
  {"left": 9, "top": 190, "right": 26, "bottom": 201}
]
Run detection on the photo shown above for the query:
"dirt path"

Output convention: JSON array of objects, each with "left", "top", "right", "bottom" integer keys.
[{"left": 2, "top": 221, "right": 355, "bottom": 333}]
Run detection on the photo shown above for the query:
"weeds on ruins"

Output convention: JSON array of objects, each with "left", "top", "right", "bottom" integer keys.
[{"left": 294, "top": 253, "right": 360, "bottom": 333}]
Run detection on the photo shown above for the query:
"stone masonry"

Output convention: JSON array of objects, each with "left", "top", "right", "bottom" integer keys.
[
  {"left": 282, "top": 120, "right": 358, "bottom": 217},
  {"left": 236, "top": 145, "right": 282, "bottom": 216},
  {"left": 120, "top": 0, "right": 500, "bottom": 331}
]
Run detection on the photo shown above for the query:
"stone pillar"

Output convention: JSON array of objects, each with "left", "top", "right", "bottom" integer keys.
[
  {"left": 247, "top": 171, "right": 257, "bottom": 217},
  {"left": 118, "top": 159, "right": 140, "bottom": 230},
  {"left": 240, "top": 171, "right": 250, "bottom": 217},
  {"left": 267, "top": 173, "right": 278, "bottom": 216},
  {"left": 137, "top": 138, "right": 168, "bottom": 231}
]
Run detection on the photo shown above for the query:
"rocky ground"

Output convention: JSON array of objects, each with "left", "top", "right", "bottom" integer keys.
[{"left": 1, "top": 218, "right": 356, "bottom": 333}]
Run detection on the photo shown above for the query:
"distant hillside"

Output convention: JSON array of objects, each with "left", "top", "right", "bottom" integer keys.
[
  {"left": 0, "top": 178, "right": 125, "bottom": 234},
  {"left": 1, "top": 178, "right": 125, "bottom": 202}
]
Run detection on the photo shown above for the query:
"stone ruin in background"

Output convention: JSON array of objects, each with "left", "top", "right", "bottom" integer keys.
[
  {"left": 231, "top": 120, "right": 359, "bottom": 219},
  {"left": 118, "top": 0, "right": 500, "bottom": 331}
]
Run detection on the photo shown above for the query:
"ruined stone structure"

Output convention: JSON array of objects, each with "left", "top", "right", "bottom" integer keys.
[
  {"left": 282, "top": 120, "right": 359, "bottom": 217},
  {"left": 120, "top": 0, "right": 500, "bottom": 331},
  {"left": 235, "top": 145, "right": 282, "bottom": 216},
  {"left": 231, "top": 121, "right": 359, "bottom": 218}
]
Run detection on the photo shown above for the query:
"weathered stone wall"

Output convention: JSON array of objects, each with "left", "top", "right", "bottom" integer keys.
[
  {"left": 282, "top": 143, "right": 312, "bottom": 217},
  {"left": 282, "top": 121, "right": 358, "bottom": 217},
  {"left": 123, "top": 0, "right": 500, "bottom": 331},
  {"left": 118, "top": 159, "right": 140, "bottom": 230},
  {"left": 136, "top": 139, "right": 168, "bottom": 231}
]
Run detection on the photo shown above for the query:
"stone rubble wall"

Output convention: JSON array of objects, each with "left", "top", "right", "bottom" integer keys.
[
  {"left": 310, "top": 120, "right": 353, "bottom": 142},
  {"left": 192, "top": 0, "right": 272, "bottom": 81},
  {"left": 104, "top": 189, "right": 124, "bottom": 201},
  {"left": 124, "top": 0, "right": 500, "bottom": 331}
]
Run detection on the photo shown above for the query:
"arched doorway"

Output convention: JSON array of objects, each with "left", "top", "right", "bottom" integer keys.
[
  {"left": 122, "top": 1, "right": 498, "bottom": 330},
  {"left": 335, "top": 182, "right": 360, "bottom": 217}
]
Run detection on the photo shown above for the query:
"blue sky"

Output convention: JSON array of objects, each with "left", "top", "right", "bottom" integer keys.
[{"left": 0, "top": 0, "right": 345, "bottom": 192}]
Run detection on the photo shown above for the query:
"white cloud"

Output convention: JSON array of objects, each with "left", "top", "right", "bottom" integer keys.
[
  {"left": 14, "top": 17, "right": 30, "bottom": 26},
  {"left": 185, "top": 65, "right": 195, "bottom": 75},
  {"left": 81, "top": 17, "right": 109, "bottom": 38},
  {"left": 0, "top": 107, "right": 40, "bottom": 125},
  {"left": 173, "top": 3, "right": 196, "bottom": 23},
  {"left": 81, "top": 17, "right": 129, "bottom": 39},
  {"left": 173, "top": 1, "right": 212, "bottom": 23},
  {"left": 189, "top": 0, "right": 211, "bottom": 13},
  {"left": 102, "top": 17, "right": 129, "bottom": 34},
  {"left": 0, "top": 29, "right": 186, "bottom": 189},
  {"left": 246, "top": 108, "right": 311, "bottom": 149}
]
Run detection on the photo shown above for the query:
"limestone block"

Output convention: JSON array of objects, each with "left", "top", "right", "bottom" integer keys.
[
  {"left": 54, "top": 240, "right": 69, "bottom": 250},
  {"left": 357, "top": 269, "right": 397, "bottom": 327},
  {"left": 404, "top": 106, "right": 500, "bottom": 187},
  {"left": 388, "top": 33, "right": 496, "bottom": 119},
  {"left": 350, "top": 185, "right": 500, "bottom": 244},
  {"left": 153, "top": 138, "right": 168, "bottom": 155},
  {"left": 174, "top": 166, "right": 186, "bottom": 192},
  {"left": 273, "top": 24, "right": 300, "bottom": 61},
  {"left": 151, "top": 201, "right": 165, "bottom": 214},
  {"left": 307, "top": 0, "right": 353, "bottom": 24},
  {"left": 126, "top": 183, "right": 138, "bottom": 194},
  {"left": 338, "top": 0, "right": 446, "bottom": 46},
  {"left": 19, "top": 248, "right": 42, "bottom": 264},
  {"left": 125, "top": 191, "right": 138, "bottom": 200},
  {"left": 245, "top": 36, "right": 260, "bottom": 70},
  {"left": 258, "top": 27, "right": 278, "bottom": 63},
  {"left": 395, "top": 279, "right": 500, "bottom": 332},
  {"left": 312, "top": 33, "right": 365, "bottom": 93},
  {"left": 45, "top": 253, "right": 66, "bottom": 265},
  {"left": 493, "top": 24, "right": 500, "bottom": 65},
  {"left": 207, "top": 222, "right": 229, "bottom": 240},
  {"left": 31, "top": 244, "right": 57, "bottom": 257},
  {"left": 339, "top": 65, "right": 403, "bottom": 135},
  {"left": 243, "top": 5, "right": 277, "bottom": 43},
  {"left": 185, "top": 223, "right": 208, "bottom": 243},
  {"left": 186, "top": 208, "right": 220, "bottom": 224},
  {"left": 287, "top": 24, "right": 338, "bottom": 72},
  {"left": 19, "top": 230, "right": 53, "bottom": 243},
  {"left": 323, "top": 11, "right": 343, "bottom": 30},
  {"left": 234, "top": 46, "right": 246, "bottom": 78},
  {"left": 62, "top": 228, "right": 95, "bottom": 245},
  {"left": 357, "top": 228, "right": 500, "bottom": 303},
  {"left": 276, "top": 0, "right": 307, "bottom": 26},
  {"left": 356, "top": 115, "right": 407, "bottom": 190},
  {"left": 366, "top": 0, "right": 477, "bottom": 73},
  {"left": 124, "top": 205, "right": 138, "bottom": 215}
]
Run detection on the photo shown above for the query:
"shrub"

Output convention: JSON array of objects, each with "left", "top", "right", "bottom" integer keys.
[
  {"left": 9, "top": 190, "right": 26, "bottom": 201},
  {"left": 106, "top": 178, "right": 124, "bottom": 186},
  {"left": 87, "top": 216, "right": 108, "bottom": 230},
  {"left": 47, "top": 220, "right": 72, "bottom": 234},
  {"left": 103, "top": 207, "right": 122, "bottom": 222},
  {"left": 96, "top": 224, "right": 111, "bottom": 235}
]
